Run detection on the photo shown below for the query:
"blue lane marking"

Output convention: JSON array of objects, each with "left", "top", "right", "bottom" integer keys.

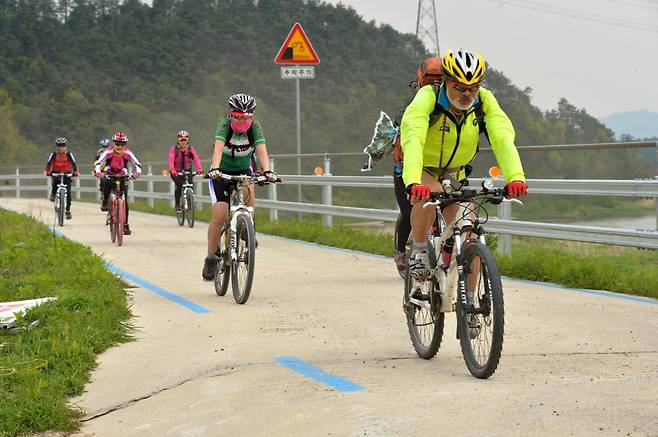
[
  {"left": 105, "top": 263, "right": 210, "bottom": 314},
  {"left": 275, "top": 356, "right": 365, "bottom": 392},
  {"left": 504, "top": 276, "right": 658, "bottom": 306}
]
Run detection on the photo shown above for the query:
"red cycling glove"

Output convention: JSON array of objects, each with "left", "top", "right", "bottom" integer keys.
[
  {"left": 505, "top": 181, "right": 528, "bottom": 198},
  {"left": 409, "top": 184, "right": 431, "bottom": 199}
]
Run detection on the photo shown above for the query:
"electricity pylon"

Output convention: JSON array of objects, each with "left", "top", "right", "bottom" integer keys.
[{"left": 416, "top": 0, "right": 440, "bottom": 55}]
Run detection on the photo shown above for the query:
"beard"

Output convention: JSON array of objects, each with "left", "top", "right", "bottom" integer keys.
[{"left": 447, "top": 92, "right": 476, "bottom": 111}]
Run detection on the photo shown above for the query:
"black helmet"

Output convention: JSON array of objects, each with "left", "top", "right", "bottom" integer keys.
[{"left": 55, "top": 137, "right": 67, "bottom": 146}]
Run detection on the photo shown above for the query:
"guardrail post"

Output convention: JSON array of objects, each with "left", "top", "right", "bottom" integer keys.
[
  {"left": 74, "top": 176, "right": 81, "bottom": 200},
  {"left": 147, "top": 164, "right": 154, "bottom": 208},
  {"left": 169, "top": 180, "right": 175, "bottom": 208},
  {"left": 655, "top": 141, "right": 658, "bottom": 230},
  {"left": 322, "top": 154, "right": 332, "bottom": 227},
  {"left": 195, "top": 177, "right": 203, "bottom": 211},
  {"left": 128, "top": 175, "right": 135, "bottom": 203},
  {"left": 15, "top": 167, "right": 20, "bottom": 199},
  {"left": 497, "top": 201, "right": 512, "bottom": 256},
  {"left": 46, "top": 172, "right": 52, "bottom": 199},
  {"left": 269, "top": 156, "right": 278, "bottom": 222}
]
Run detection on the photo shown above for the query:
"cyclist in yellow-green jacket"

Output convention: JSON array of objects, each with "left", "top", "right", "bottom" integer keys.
[{"left": 401, "top": 48, "right": 528, "bottom": 279}]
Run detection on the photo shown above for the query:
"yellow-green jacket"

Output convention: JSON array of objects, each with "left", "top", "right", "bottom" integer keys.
[{"left": 401, "top": 84, "right": 525, "bottom": 186}]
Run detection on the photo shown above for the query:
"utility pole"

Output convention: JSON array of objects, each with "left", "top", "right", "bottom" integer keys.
[{"left": 416, "top": 0, "right": 440, "bottom": 55}]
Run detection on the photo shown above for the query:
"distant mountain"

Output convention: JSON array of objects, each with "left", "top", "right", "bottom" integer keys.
[{"left": 599, "top": 110, "right": 658, "bottom": 139}]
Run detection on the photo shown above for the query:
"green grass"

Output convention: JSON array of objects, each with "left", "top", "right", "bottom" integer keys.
[
  {"left": 126, "top": 199, "right": 658, "bottom": 299},
  {"left": 497, "top": 238, "right": 658, "bottom": 299},
  {"left": 0, "top": 210, "right": 132, "bottom": 437}
]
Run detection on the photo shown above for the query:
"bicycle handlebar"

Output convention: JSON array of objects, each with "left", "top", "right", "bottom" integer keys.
[
  {"left": 50, "top": 172, "right": 74, "bottom": 177},
  {"left": 100, "top": 174, "right": 136, "bottom": 180},
  {"left": 422, "top": 186, "right": 515, "bottom": 209},
  {"left": 203, "top": 173, "right": 282, "bottom": 184}
]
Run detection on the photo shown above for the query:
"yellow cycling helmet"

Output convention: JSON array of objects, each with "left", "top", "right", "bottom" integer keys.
[{"left": 442, "top": 49, "right": 486, "bottom": 85}]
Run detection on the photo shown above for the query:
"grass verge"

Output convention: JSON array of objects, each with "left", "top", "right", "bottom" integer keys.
[
  {"left": 128, "top": 199, "right": 658, "bottom": 299},
  {"left": 0, "top": 209, "right": 132, "bottom": 437}
]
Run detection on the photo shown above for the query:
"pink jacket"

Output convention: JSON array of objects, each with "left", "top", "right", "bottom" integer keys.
[{"left": 168, "top": 145, "right": 203, "bottom": 174}]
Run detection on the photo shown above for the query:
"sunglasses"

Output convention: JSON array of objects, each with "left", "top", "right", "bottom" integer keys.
[
  {"left": 449, "top": 81, "right": 481, "bottom": 93},
  {"left": 113, "top": 142, "right": 126, "bottom": 147},
  {"left": 178, "top": 138, "right": 189, "bottom": 142}
]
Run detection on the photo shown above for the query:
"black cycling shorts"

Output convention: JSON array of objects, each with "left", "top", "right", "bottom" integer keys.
[{"left": 209, "top": 168, "right": 254, "bottom": 204}]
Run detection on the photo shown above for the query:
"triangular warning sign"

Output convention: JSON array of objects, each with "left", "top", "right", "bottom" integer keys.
[{"left": 274, "top": 23, "right": 320, "bottom": 65}]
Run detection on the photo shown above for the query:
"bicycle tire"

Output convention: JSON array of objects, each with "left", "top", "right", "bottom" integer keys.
[
  {"left": 214, "top": 226, "right": 230, "bottom": 296},
  {"left": 231, "top": 213, "right": 255, "bottom": 304},
  {"left": 57, "top": 191, "right": 65, "bottom": 226},
  {"left": 176, "top": 200, "right": 185, "bottom": 226},
  {"left": 109, "top": 207, "right": 116, "bottom": 243},
  {"left": 404, "top": 265, "right": 444, "bottom": 359},
  {"left": 456, "top": 241, "right": 504, "bottom": 379},
  {"left": 116, "top": 198, "right": 125, "bottom": 246},
  {"left": 186, "top": 190, "right": 195, "bottom": 228}
]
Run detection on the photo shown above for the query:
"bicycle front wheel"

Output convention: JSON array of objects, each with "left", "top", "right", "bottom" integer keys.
[
  {"left": 176, "top": 201, "right": 185, "bottom": 226},
  {"left": 214, "top": 226, "right": 230, "bottom": 296},
  {"left": 186, "top": 191, "right": 195, "bottom": 228},
  {"left": 456, "top": 241, "right": 504, "bottom": 379},
  {"left": 57, "top": 192, "right": 65, "bottom": 226},
  {"left": 231, "top": 213, "right": 255, "bottom": 304},
  {"left": 116, "top": 199, "right": 125, "bottom": 246},
  {"left": 109, "top": 208, "right": 116, "bottom": 243},
  {"left": 404, "top": 267, "right": 444, "bottom": 359}
]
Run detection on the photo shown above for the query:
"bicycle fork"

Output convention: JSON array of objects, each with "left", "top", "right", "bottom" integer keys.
[{"left": 228, "top": 207, "right": 252, "bottom": 262}]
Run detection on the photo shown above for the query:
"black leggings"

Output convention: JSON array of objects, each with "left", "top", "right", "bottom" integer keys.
[
  {"left": 393, "top": 172, "right": 412, "bottom": 253},
  {"left": 102, "top": 178, "right": 130, "bottom": 224},
  {"left": 170, "top": 174, "right": 185, "bottom": 207}
]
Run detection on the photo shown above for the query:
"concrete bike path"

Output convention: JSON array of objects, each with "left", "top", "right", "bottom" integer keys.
[{"left": 2, "top": 197, "right": 658, "bottom": 437}]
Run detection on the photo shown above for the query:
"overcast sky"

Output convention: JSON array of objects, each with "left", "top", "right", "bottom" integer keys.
[{"left": 322, "top": 0, "right": 658, "bottom": 118}]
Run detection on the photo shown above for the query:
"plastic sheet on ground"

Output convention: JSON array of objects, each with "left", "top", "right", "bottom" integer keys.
[{"left": 0, "top": 297, "right": 57, "bottom": 331}]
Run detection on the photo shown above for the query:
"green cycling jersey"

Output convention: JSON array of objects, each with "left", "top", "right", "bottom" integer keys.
[{"left": 214, "top": 118, "right": 266, "bottom": 172}]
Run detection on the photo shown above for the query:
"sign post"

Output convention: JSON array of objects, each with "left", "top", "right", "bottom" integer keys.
[{"left": 274, "top": 22, "right": 320, "bottom": 220}]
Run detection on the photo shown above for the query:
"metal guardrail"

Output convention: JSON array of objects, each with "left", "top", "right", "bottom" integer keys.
[{"left": 3, "top": 170, "right": 658, "bottom": 251}]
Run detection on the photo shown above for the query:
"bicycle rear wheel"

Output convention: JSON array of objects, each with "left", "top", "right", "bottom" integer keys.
[
  {"left": 116, "top": 198, "right": 125, "bottom": 246},
  {"left": 456, "top": 241, "right": 504, "bottom": 379},
  {"left": 186, "top": 191, "right": 195, "bottom": 228},
  {"left": 214, "top": 226, "right": 230, "bottom": 296},
  {"left": 231, "top": 213, "right": 255, "bottom": 304},
  {"left": 57, "top": 191, "right": 65, "bottom": 226},
  {"left": 404, "top": 266, "right": 444, "bottom": 359}
]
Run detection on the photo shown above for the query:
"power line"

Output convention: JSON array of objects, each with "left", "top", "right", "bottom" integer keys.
[
  {"left": 601, "top": 0, "right": 658, "bottom": 10},
  {"left": 491, "top": 0, "right": 658, "bottom": 33}
]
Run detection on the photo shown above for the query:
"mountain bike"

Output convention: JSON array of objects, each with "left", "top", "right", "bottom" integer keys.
[
  {"left": 51, "top": 172, "right": 73, "bottom": 227},
  {"left": 103, "top": 174, "right": 133, "bottom": 246},
  {"left": 176, "top": 170, "right": 196, "bottom": 228},
  {"left": 207, "top": 173, "right": 280, "bottom": 304},
  {"left": 403, "top": 177, "right": 522, "bottom": 379}
]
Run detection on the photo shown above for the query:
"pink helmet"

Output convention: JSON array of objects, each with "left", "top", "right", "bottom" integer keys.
[{"left": 112, "top": 132, "right": 128, "bottom": 143}]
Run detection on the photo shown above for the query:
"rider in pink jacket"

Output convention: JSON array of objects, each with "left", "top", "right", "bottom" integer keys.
[{"left": 168, "top": 130, "right": 203, "bottom": 211}]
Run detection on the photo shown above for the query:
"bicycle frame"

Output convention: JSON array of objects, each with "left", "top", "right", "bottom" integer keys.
[
  {"left": 226, "top": 178, "right": 254, "bottom": 262},
  {"left": 181, "top": 171, "right": 195, "bottom": 210},
  {"left": 419, "top": 180, "right": 518, "bottom": 313},
  {"left": 51, "top": 173, "right": 71, "bottom": 209}
]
